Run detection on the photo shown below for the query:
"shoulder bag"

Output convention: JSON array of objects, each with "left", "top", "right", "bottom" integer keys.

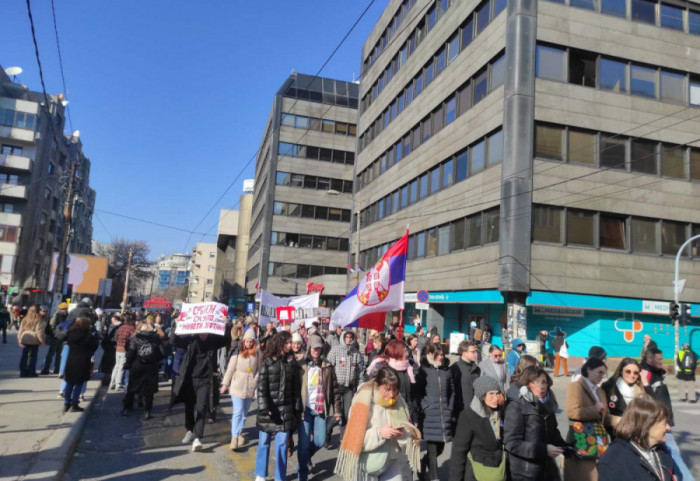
[{"left": 468, "top": 451, "right": 507, "bottom": 481}]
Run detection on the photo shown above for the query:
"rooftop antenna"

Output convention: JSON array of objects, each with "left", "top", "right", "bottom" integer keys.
[{"left": 4, "top": 66, "right": 23, "bottom": 83}]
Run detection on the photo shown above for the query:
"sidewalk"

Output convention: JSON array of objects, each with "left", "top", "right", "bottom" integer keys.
[{"left": 0, "top": 331, "right": 101, "bottom": 481}]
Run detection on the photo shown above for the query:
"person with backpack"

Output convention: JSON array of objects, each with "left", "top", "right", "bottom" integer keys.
[
  {"left": 122, "top": 323, "right": 165, "bottom": 419},
  {"left": 18, "top": 305, "right": 46, "bottom": 377},
  {"left": 676, "top": 343, "right": 698, "bottom": 403},
  {"left": 41, "top": 303, "right": 67, "bottom": 374}
]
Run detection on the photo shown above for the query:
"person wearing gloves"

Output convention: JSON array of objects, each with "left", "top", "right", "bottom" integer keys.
[
  {"left": 221, "top": 327, "right": 259, "bottom": 450},
  {"left": 507, "top": 339, "right": 526, "bottom": 377},
  {"left": 297, "top": 335, "right": 341, "bottom": 481},
  {"left": 449, "top": 375, "right": 506, "bottom": 481}
]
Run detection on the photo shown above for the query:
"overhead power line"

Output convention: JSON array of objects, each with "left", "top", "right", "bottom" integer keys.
[{"left": 49, "top": 0, "right": 73, "bottom": 133}]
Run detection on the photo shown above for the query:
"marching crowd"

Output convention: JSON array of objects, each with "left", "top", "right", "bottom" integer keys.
[{"left": 5, "top": 300, "right": 699, "bottom": 481}]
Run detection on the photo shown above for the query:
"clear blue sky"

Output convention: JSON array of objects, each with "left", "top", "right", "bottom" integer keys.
[{"left": 0, "top": 0, "right": 387, "bottom": 260}]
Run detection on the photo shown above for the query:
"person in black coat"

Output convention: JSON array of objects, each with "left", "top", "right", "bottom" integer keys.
[
  {"left": 122, "top": 325, "right": 164, "bottom": 419},
  {"left": 254, "top": 331, "right": 302, "bottom": 481},
  {"left": 598, "top": 397, "right": 676, "bottom": 481},
  {"left": 450, "top": 340, "right": 481, "bottom": 427},
  {"left": 416, "top": 342, "right": 454, "bottom": 481},
  {"left": 172, "top": 325, "right": 231, "bottom": 450},
  {"left": 98, "top": 314, "right": 121, "bottom": 384},
  {"left": 503, "top": 366, "right": 567, "bottom": 481},
  {"left": 449, "top": 375, "right": 506, "bottom": 481},
  {"left": 63, "top": 317, "right": 99, "bottom": 412}
]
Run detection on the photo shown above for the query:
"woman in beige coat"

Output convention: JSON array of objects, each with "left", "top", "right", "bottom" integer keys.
[
  {"left": 564, "top": 357, "right": 609, "bottom": 481},
  {"left": 220, "top": 328, "right": 259, "bottom": 450},
  {"left": 18, "top": 305, "right": 46, "bottom": 377}
]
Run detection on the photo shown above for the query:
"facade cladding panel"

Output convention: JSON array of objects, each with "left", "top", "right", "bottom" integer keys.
[
  {"left": 246, "top": 73, "right": 358, "bottom": 301},
  {"left": 354, "top": 0, "right": 700, "bottom": 357}
]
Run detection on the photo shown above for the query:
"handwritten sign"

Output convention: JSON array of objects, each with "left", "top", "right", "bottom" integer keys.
[{"left": 175, "top": 302, "right": 228, "bottom": 336}]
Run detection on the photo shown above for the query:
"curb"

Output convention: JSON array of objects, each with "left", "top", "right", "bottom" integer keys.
[{"left": 21, "top": 379, "right": 105, "bottom": 481}]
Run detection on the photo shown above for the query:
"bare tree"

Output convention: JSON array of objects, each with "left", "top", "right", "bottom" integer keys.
[{"left": 94, "top": 239, "right": 153, "bottom": 307}]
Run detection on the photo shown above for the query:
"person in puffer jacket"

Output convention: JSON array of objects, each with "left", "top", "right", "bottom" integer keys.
[
  {"left": 416, "top": 342, "right": 454, "bottom": 481},
  {"left": 254, "top": 331, "right": 302, "bottom": 481},
  {"left": 122, "top": 324, "right": 164, "bottom": 420}
]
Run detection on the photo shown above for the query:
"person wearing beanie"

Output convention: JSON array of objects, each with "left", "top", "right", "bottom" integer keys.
[
  {"left": 221, "top": 325, "right": 259, "bottom": 450},
  {"left": 291, "top": 332, "right": 305, "bottom": 362},
  {"left": 449, "top": 375, "right": 506, "bottom": 481}
]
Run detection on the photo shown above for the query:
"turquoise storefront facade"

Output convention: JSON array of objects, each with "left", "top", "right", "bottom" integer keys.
[{"left": 405, "top": 289, "right": 698, "bottom": 358}]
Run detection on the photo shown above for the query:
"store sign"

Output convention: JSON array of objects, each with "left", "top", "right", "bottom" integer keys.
[
  {"left": 532, "top": 306, "right": 585, "bottom": 318},
  {"left": 306, "top": 282, "right": 325, "bottom": 294},
  {"left": 642, "top": 300, "right": 670, "bottom": 315}
]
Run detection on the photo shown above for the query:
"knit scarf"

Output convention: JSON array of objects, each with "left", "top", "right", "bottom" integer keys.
[{"left": 334, "top": 381, "right": 421, "bottom": 481}]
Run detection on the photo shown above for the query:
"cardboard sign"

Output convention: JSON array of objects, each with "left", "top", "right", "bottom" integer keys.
[{"left": 175, "top": 302, "right": 228, "bottom": 336}]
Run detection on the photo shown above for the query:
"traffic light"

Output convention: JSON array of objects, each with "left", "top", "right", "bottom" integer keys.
[
  {"left": 1, "top": 285, "right": 7, "bottom": 294},
  {"left": 670, "top": 301, "right": 680, "bottom": 321},
  {"left": 680, "top": 302, "right": 692, "bottom": 326}
]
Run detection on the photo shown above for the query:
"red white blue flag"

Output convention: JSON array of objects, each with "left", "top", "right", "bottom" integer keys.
[{"left": 331, "top": 231, "right": 408, "bottom": 328}]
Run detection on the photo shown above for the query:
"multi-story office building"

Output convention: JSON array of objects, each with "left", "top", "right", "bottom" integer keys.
[
  {"left": 247, "top": 73, "right": 359, "bottom": 306},
  {"left": 355, "top": 0, "right": 700, "bottom": 357},
  {"left": 157, "top": 253, "right": 191, "bottom": 290},
  {"left": 0, "top": 66, "right": 94, "bottom": 303},
  {"left": 188, "top": 242, "right": 217, "bottom": 303}
]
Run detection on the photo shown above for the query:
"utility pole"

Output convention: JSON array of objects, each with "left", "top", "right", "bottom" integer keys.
[
  {"left": 52, "top": 159, "right": 78, "bottom": 303},
  {"left": 673, "top": 234, "right": 700, "bottom": 370},
  {"left": 121, "top": 247, "right": 133, "bottom": 313}
]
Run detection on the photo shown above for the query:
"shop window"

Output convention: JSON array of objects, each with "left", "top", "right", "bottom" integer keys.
[
  {"left": 535, "top": 124, "right": 564, "bottom": 160},
  {"left": 660, "top": 3, "right": 683, "bottom": 30},
  {"left": 599, "top": 58, "right": 627, "bottom": 93},
  {"left": 568, "top": 129, "right": 596, "bottom": 165},
  {"left": 600, "top": 135, "right": 626, "bottom": 170},
  {"left": 630, "top": 64, "right": 657, "bottom": 98},
  {"left": 632, "top": 0, "right": 657, "bottom": 24},
  {"left": 661, "top": 220, "right": 686, "bottom": 255},
  {"left": 533, "top": 205, "right": 563, "bottom": 243},
  {"left": 632, "top": 218, "right": 658, "bottom": 253},
  {"left": 569, "top": 50, "right": 597, "bottom": 88},
  {"left": 661, "top": 145, "right": 685, "bottom": 178},
  {"left": 602, "top": 0, "right": 627, "bottom": 16},
  {"left": 567, "top": 210, "right": 595, "bottom": 246},
  {"left": 660, "top": 70, "right": 686, "bottom": 104},
  {"left": 630, "top": 139, "right": 657, "bottom": 175},
  {"left": 536, "top": 45, "right": 566, "bottom": 82},
  {"left": 600, "top": 215, "right": 627, "bottom": 250}
]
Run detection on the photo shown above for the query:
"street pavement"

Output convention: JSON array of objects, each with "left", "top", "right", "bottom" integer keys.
[{"left": 3, "top": 330, "right": 699, "bottom": 480}]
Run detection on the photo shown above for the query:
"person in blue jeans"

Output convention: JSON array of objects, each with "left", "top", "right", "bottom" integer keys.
[
  {"left": 297, "top": 335, "right": 341, "bottom": 481},
  {"left": 254, "top": 331, "right": 301, "bottom": 481}
]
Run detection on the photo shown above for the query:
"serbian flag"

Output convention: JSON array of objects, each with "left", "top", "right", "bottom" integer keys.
[{"left": 331, "top": 231, "right": 408, "bottom": 328}]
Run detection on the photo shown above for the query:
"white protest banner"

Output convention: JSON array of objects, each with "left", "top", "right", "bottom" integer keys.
[
  {"left": 175, "top": 302, "right": 228, "bottom": 336},
  {"left": 258, "top": 289, "right": 320, "bottom": 328}
]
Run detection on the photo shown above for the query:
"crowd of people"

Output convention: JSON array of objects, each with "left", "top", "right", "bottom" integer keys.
[{"left": 7, "top": 301, "right": 698, "bottom": 481}]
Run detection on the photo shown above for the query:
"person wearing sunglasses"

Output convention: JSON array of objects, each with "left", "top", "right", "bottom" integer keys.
[{"left": 601, "top": 358, "right": 649, "bottom": 436}]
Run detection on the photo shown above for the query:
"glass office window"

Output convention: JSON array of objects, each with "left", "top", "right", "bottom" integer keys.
[
  {"left": 467, "top": 215, "right": 483, "bottom": 247},
  {"left": 276, "top": 171, "right": 290, "bottom": 185},
  {"left": 690, "top": 10, "right": 700, "bottom": 35},
  {"left": 476, "top": 0, "right": 492, "bottom": 34},
  {"left": 484, "top": 209, "right": 500, "bottom": 244},
  {"left": 456, "top": 150, "right": 468, "bottom": 181},
  {"left": 689, "top": 79, "right": 700, "bottom": 106},
  {"left": 631, "top": 139, "right": 657, "bottom": 175},
  {"left": 461, "top": 18, "right": 474, "bottom": 50},
  {"left": 491, "top": 55, "right": 506, "bottom": 89},
  {"left": 281, "top": 114, "right": 295, "bottom": 127},
  {"left": 443, "top": 158, "right": 454, "bottom": 188},
  {"left": 661, "top": 145, "right": 685, "bottom": 178},
  {"left": 425, "top": 61, "right": 435, "bottom": 86},
  {"left": 296, "top": 116, "right": 309, "bottom": 129},
  {"left": 660, "top": 3, "right": 683, "bottom": 30},
  {"left": 419, "top": 173, "right": 429, "bottom": 199},
  {"left": 436, "top": 48, "right": 447, "bottom": 76},
  {"left": 410, "top": 179, "right": 418, "bottom": 203},
  {"left": 660, "top": 70, "right": 685, "bottom": 104},
  {"left": 600, "top": 135, "right": 626, "bottom": 169},
  {"left": 458, "top": 82, "right": 472, "bottom": 115},
  {"left": 448, "top": 34, "right": 460, "bottom": 64},
  {"left": 438, "top": 225, "right": 451, "bottom": 255},
  {"left": 430, "top": 165, "right": 441, "bottom": 194},
  {"left": 632, "top": 218, "right": 658, "bottom": 253},
  {"left": 602, "top": 0, "right": 627, "bottom": 16},
  {"left": 568, "top": 129, "right": 596, "bottom": 165},
  {"left": 630, "top": 64, "right": 657, "bottom": 98},
  {"left": 452, "top": 218, "right": 466, "bottom": 250},
  {"left": 632, "top": 0, "right": 657, "bottom": 23},
  {"left": 433, "top": 104, "right": 445, "bottom": 133},
  {"left": 691, "top": 148, "right": 700, "bottom": 180},
  {"left": 533, "top": 205, "right": 563, "bottom": 243},
  {"left": 488, "top": 130, "right": 504, "bottom": 165},
  {"left": 600, "top": 215, "right": 627, "bottom": 250},
  {"left": 473, "top": 70, "right": 488, "bottom": 103},
  {"left": 599, "top": 58, "right": 627, "bottom": 93},
  {"left": 571, "top": 0, "right": 595, "bottom": 10},
  {"left": 408, "top": 235, "right": 416, "bottom": 260},
  {"left": 471, "top": 140, "right": 486, "bottom": 174},
  {"left": 535, "top": 124, "right": 564, "bottom": 160},
  {"left": 569, "top": 50, "right": 597, "bottom": 87},
  {"left": 426, "top": 228, "right": 438, "bottom": 256},
  {"left": 536, "top": 45, "right": 566, "bottom": 82},
  {"left": 661, "top": 221, "right": 685, "bottom": 255},
  {"left": 493, "top": 0, "right": 507, "bottom": 15},
  {"left": 567, "top": 210, "right": 595, "bottom": 246},
  {"left": 401, "top": 185, "right": 409, "bottom": 208},
  {"left": 445, "top": 95, "right": 457, "bottom": 125}
]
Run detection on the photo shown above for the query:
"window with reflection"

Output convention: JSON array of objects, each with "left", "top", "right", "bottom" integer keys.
[
  {"left": 600, "top": 135, "right": 626, "bottom": 169},
  {"left": 474, "top": 70, "right": 489, "bottom": 103},
  {"left": 452, "top": 218, "right": 466, "bottom": 250},
  {"left": 632, "top": 218, "right": 658, "bottom": 253},
  {"left": 536, "top": 45, "right": 566, "bottom": 82},
  {"left": 484, "top": 209, "right": 500, "bottom": 244},
  {"left": 467, "top": 215, "right": 483, "bottom": 247},
  {"left": 632, "top": 0, "right": 657, "bottom": 23},
  {"left": 660, "top": 3, "right": 683, "bottom": 30},
  {"left": 535, "top": 124, "right": 564, "bottom": 160},
  {"left": 661, "top": 145, "right": 685, "bottom": 178},
  {"left": 568, "top": 129, "right": 596, "bottom": 165},
  {"left": 631, "top": 139, "right": 657, "bottom": 175},
  {"left": 438, "top": 225, "right": 451, "bottom": 255},
  {"left": 660, "top": 70, "right": 685, "bottom": 104},
  {"left": 567, "top": 210, "right": 595, "bottom": 246},
  {"left": 602, "top": 0, "right": 627, "bottom": 16},
  {"left": 600, "top": 215, "right": 627, "bottom": 250},
  {"left": 533, "top": 205, "right": 563, "bottom": 243},
  {"left": 630, "top": 64, "right": 657, "bottom": 98},
  {"left": 488, "top": 130, "right": 504, "bottom": 165},
  {"left": 691, "top": 148, "right": 700, "bottom": 180},
  {"left": 471, "top": 140, "right": 486, "bottom": 174},
  {"left": 461, "top": 18, "right": 474, "bottom": 50},
  {"left": 600, "top": 58, "right": 627, "bottom": 93},
  {"left": 456, "top": 150, "right": 468, "bottom": 182},
  {"left": 476, "top": 0, "right": 492, "bottom": 34},
  {"left": 661, "top": 220, "right": 686, "bottom": 255}
]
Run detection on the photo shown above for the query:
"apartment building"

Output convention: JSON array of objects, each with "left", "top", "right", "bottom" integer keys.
[{"left": 188, "top": 242, "right": 217, "bottom": 303}]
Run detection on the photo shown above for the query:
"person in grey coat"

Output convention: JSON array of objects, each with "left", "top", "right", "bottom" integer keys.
[
  {"left": 479, "top": 344, "right": 508, "bottom": 393},
  {"left": 416, "top": 342, "right": 454, "bottom": 481}
]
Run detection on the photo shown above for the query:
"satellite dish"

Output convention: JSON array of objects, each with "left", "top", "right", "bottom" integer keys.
[{"left": 4, "top": 66, "right": 23, "bottom": 76}]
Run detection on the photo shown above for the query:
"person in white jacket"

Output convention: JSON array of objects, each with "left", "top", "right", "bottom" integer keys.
[{"left": 220, "top": 328, "right": 259, "bottom": 450}]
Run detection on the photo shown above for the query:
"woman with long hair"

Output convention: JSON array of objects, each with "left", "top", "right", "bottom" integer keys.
[
  {"left": 17, "top": 305, "right": 46, "bottom": 377},
  {"left": 406, "top": 334, "right": 420, "bottom": 366},
  {"left": 335, "top": 366, "right": 421, "bottom": 481},
  {"left": 367, "top": 339, "right": 418, "bottom": 422},
  {"left": 63, "top": 317, "right": 98, "bottom": 412},
  {"left": 506, "top": 354, "right": 540, "bottom": 402},
  {"left": 221, "top": 328, "right": 259, "bottom": 450},
  {"left": 601, "top": 357, "right": 648, "bottom": 434},
  {"left": 254, "top": 331, "right": 302, "bottom": 481},
  {"left": 368, "top": 332, "right": 386, "bottom": 366}
]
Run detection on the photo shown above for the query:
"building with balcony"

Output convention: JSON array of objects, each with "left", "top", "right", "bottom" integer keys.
[
  {"left": 188, "top": 243, "right": 217, "bottom": 303},
  {"left": 0, "top": 65, "right": 95, "bottom": 303},
  {"left": 354, "top": 0, "right": 700, "bottom": 358},
  {"left": 246, "top": 73, "right": 359, "bottom": 306}
]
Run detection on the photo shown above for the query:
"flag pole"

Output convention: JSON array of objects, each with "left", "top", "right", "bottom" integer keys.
[{"left": 398, "top": 225, "right": 409, "bottom": 341}]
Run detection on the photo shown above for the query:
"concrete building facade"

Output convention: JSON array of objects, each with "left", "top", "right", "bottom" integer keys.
[
  {"left": 0, "top": 66, "right": 94, "bottom": 303},
  {"left": 247, "top": 73, "right": 359, "bottom": 306},
  {"left": 188, "top": 242, "right": 217, "bottom": 303},
  {"left": 355, "top": 0, "right": 700, "bottom": 357}
]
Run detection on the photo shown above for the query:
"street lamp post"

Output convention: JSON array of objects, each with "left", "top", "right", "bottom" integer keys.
[{"left": 673, "top": 234, "right": 700, "bottom": 366}]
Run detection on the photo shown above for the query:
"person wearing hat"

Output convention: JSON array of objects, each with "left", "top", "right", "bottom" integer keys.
[
  {"left": 41, "top": 302, "right": 68, "bottom": 374},
  {"left": 449, "top": 375, "right": 506, "bottom": 481},
  {"left": 676, "top": 343, "right": 698, "bottom": 403},
  {"left": 291, "top": 332, "right": 305, "bottom": 363},
  {"left": 221, "top": 327, "right": 259, "bottom": 450},
  {"left": 297, "top": 334, "right": 341, "bottom": 481}
]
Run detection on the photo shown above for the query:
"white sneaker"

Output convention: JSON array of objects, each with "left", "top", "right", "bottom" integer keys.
[
  {"left": 182, "top": 431, "right": 194, "bottom": 444},
  {"left": 254, "top": 476, "right": 265, "bottom": 481},
  {"left": 192, "top": 438, "right": 203, "bottom": 451}
]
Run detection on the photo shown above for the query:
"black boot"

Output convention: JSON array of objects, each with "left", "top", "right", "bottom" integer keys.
[
  {"left": 70, "top": 405, "right": 84, "bottom": 412},
  {"left": 63, "top": 403, "right": 71, "bottom": 413},
  {"left": 144, "top": 410, "right": 152, "bottom": 420}
]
